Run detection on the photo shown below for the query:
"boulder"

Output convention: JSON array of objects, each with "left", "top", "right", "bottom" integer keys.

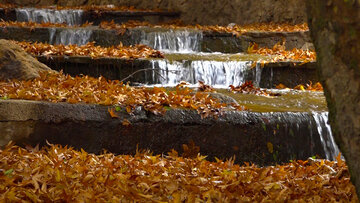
[{"left": 0, "top": 39, "right": 54, "bottom": 81}]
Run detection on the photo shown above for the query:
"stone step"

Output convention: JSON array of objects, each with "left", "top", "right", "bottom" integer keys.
[
  {"left": 0, "top": 26, "right": 312, "bottom": 53},
  {"left": 0, "top": 8, "right": 180, "bottom": 25},
  {"left": 36, "top": 55, "right": 318, "bottom": 88},
  {"left": 0, "top": 99, "right": 336, "bottom": 165}
]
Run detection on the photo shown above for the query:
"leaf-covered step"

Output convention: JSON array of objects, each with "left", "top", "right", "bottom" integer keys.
[{"left": 0, "top": 22, "right": 312, "bottom": 52}]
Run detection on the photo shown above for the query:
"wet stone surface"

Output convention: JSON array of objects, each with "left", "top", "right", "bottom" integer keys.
[
  {"left": 0, "top": 99, "right": 333, "bottom": 165},
  {"left": 0, "top": 26, "right": 312, "bottom": 52},
  {"left": 35, "top": 55, "right": 318, "bottom": 89}
]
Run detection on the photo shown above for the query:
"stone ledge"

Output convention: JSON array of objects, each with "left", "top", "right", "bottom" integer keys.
[
  {"left": 35, "top": 55, "right": 318, "bottom": 88},
  {"left": 0, "top": 26, "right": 312, "bottom": 53},
  {"left": 0, "top": 8, "right": 180, "bottom": 25},
  {"left": 0, "top": 99, "right": 328, "bottom": 165}
]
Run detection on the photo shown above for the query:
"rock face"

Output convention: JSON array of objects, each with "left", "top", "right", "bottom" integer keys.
[
  {"left": 0, "top": 0, "right": 307, "bottom": 25},
  {"left": 0, "top": 39, "right": 53, "bottom": 81}
]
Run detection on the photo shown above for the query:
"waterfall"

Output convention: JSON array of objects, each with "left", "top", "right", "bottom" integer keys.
[
  {"left": 139, "top": 30, "right": 203, "bottom": 53},
  {"left": 49, "top": 29, "right": 92, "bottom": 46},
  {"left": 150, "top": 60, "right": 251, "bottom": 87},
  {"left": 15, "top": 8, "right": 83, "bottom": 26},
  {"left": 312, "top": 112, "right": 341, "bottom": 160},
  {"left": 253, "top": 62, "right": 263, "bottom": 87}
]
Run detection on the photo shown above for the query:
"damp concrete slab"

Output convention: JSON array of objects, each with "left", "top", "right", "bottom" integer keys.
[{"left": 0, "top": 99, "right": 329, "bottom": 165}]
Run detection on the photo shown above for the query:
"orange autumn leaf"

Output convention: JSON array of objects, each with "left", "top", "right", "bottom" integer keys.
[
  {"left": 230, "top": 81, "right": 280, "bottom": 97},
  {"left": 122, "top": 119, "right": 131, "bottom": 126},
  {"left": 247, "top": 42, "right": 316, "bottom": 63},
  {"left": 0, "top": 143, "right": 356, "bottom": 202},
  {"left": 13, "top": 41, "right": 164, "bottom": 59},
  {"left": 108, "top": 108, "right": 118, "bottom": 118},
  {"left": 276, "top": 81, "right": 323, "bottom": 91},
  {"left": 0, "top": 71, "right": 237, "bottom": 118}
]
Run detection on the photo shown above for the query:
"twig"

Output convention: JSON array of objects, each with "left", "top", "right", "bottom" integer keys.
[{"left": 120, "top": 68, "right": 177, "bottom": 83}]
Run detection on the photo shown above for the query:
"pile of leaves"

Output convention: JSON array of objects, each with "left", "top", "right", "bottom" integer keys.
[
  {"left": 230, "top": 81, "right": 280, "bottom": 97},
  {"left": 0, "top": 72, "right": 247, "bottom": 118},
  {"left": 276, "top": 81, "right": 324, "bottom": 91},
  {"left": 13, "top": 41, "right": 164, "bottom": 59},
  {"left": 0, "top": 143, "right": 357, "bottom": 202},
  {"left": 100, "top": 20, "right": 309, "bottom": 37},
  {"left": 247, "top": 42, "right": 316, "bottom": 63}
]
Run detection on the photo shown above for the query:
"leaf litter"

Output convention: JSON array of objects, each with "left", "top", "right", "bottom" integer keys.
[
  {"left": 0, "top": 143, "right": 357, "bottom": 202},
  {"left": 247, "top": 41, "right": 316, "bottom": 64},
  {"left": 0, "top": 71, "right": 249, "bottom": 118},
  {"left": 13, "top": 41, "right": 164, "bottom": 59}
]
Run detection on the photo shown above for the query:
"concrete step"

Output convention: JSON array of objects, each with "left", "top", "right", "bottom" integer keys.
[
  {"left": 0, "top": 8, "right": 180, "bottom": 25},
  {"left": 0, "top": 99, "right": 333, "bottom": 165},
  {"left": 0, "top": 26, "right": 312, "bottom": 53},
  {"left": 36, "top": 55, "right": 318, "bottom": 88}
]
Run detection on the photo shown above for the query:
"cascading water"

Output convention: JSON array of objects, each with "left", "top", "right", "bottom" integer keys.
[
  {"left": 150, "top": 60, "right": 252, "bottom": 87},
  {"left": 253, "top": 62, "right": 263, "bottom": 87},
  {"left": 139, "top": 29, "right": 203, "bottom": 53},
  {"left": 312, "top": 112, "right": 341, "bottom": 160},
  {"left": 15, "top": 8, "right": 83, "bottom": 26},
  {"left": 49, "top": 28, "right": 92, "bottom": 46}
]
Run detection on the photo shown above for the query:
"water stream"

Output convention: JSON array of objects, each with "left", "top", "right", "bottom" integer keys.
[
  {"left": 312, "top": 112, "right": 340, "bottom": 160},
  {"left": 150, "top": 59, "right": 253, "bottom": 87},
  {"left": 139, "top": 29, "right": 203, "bottom": 53},
  {"left": 15, "top": 8, "right": 83, "bottom": 26},
  {"left": 49, "top": 28, "right": 92, "bottom": 45}
]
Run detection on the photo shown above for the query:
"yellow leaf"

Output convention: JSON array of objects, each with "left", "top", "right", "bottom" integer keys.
[{"left": 55, "top": 169, "right": 61, "bottom": 182}]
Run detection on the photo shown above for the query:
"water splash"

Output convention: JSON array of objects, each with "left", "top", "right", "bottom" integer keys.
[
  {"left": 16, "top": 8, "right": 83, "bottom": 26},
  {"left": 150, "top": 60, "right": 251, "bottom": 87},
  {"left": 312, "top": 112, "right": 340, "bottom": 160},
  {"left": 49, "top": 29, "right": 92, "bottom": 46},
  {"left": 139, "top": 30, "right": 203, "bottom": 53}
]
